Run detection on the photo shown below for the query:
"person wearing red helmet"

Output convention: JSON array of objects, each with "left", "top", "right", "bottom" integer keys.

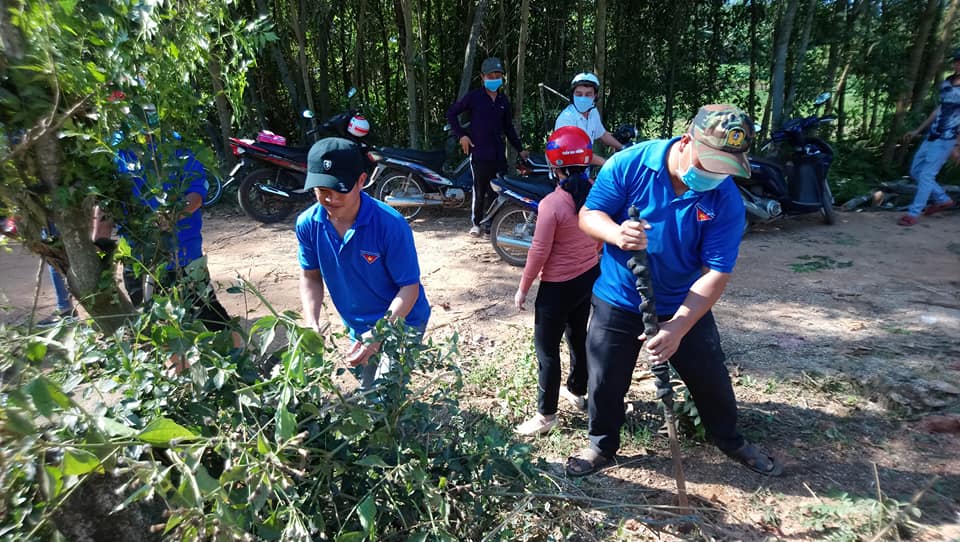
[
  {"left": 554, "top": 72, "right": 624, "bottom": 166},
  {"left": 513, "top": 126, "right": 601, "bottom": 436}
]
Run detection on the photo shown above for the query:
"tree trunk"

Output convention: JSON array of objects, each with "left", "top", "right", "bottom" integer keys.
[
  {"left": 514, "top": 0, "right": 531, "bottom": 131},
  {"left": 594, "top": 0, "right": 607, "bottom": 112},
  {"left": 748, "top": 0, "right": 759, "bottom": 119},
  {"left": 316, "top": 4, "right": 333, "bottom": 120},
  {"left": 290, "top": 0, "right": 316, "bottom": 114},
  {"left": 881, "top": 0, "right": 939, "bottom": 164},
  {"left": 914, "top": 0, "right": 960, "bottom": 114},
  {"left": 397, "top": 0, "right": 421, "bottom": 148},
  {"left": 457, "top": 0, "right": 488, "bottom": 100},
  {"left": 255, "top": 0, "right": 301, "bottom": 118},
  {"left": 207, "top": 53, "right": 235, "bottom": 167},
  {"left": 784, "top": 0, "right": 817, "bottom": 118},
  {"left": 770, "top": 0, "right": 800, "bottom": 130}
]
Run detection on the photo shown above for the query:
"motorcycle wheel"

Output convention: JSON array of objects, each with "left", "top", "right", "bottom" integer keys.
[
  {"left": 237, "top": 167, "right": 298, "bottom": 223},
  {"left": 203, "top": 174, "right": 224, "bottom": 207},
  {"left": 376, "top": 172, "right": 424, "bottom": 220},
  {"left": 491, "top": 203, "right": 536, "bottom": 267},
  {"left": 820, "top": 178, "right": 835, "bottom": 225}
]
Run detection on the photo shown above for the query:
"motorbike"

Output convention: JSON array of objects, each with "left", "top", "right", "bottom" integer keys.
[
  {"left": 737, "top": 92, "right": 837, "bottom": 230},
  {"left": 228, "top": 89, "right": 372, "bottom": 223},
  {"left": 483, "top": 124, "right": 638, "bottom": 267},
  {"left": 363, "top": 126, "right": 552, "bottom": 220}
]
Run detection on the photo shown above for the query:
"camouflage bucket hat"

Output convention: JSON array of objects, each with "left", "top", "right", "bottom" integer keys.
[{"left": 690, "top": 104, "right": 755, "bottom": 178}]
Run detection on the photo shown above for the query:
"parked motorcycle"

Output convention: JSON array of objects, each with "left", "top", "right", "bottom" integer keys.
[
  {"left": 228, "top": 89, "right": 372, "bottom": 223},
  {"left": 364, "top": 126, "right": 552, "bottom": 220},
  {"left": 484, "top": 125, "right": 637, "bottom": 267},
  {"left": 738, "top": 92, "right": 837, "bottom": 230}
]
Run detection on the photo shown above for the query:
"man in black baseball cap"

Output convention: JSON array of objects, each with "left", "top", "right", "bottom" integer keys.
[{"left": 296, "top": 137, "right": 431, "bottom": 389}]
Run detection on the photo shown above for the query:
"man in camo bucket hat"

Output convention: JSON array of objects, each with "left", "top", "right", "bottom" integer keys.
[{"left": 566, "top": 104, "right": 783, "bottom": 478}]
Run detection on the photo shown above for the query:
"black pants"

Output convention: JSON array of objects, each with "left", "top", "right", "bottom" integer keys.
[
  {"left": 123, "top": 263, "right": 232, "bottom": 332},
  {"left": 470, "top": 158, "right": 505, "bottom": 227},
  {"left": 534, "top": 265, "right": 600, "bottom": 415},
  {"left": 586, "top": 296, "right": 743, "bottom": 457}
]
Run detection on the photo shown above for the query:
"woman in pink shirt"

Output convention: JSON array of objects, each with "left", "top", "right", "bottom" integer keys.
[{"left": 514, "top": 127, "right": 601, "bottom": 436}]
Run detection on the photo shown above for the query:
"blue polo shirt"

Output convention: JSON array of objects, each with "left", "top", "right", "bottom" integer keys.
[
  {"left": 116, "top": 146, "right": 208, "bottom": 268},
  {"left": 296, "top": 192, "right": 431, "bottom": 338},
  {"left": 585, "top": 138, "right": 745, "bottom": 316}
]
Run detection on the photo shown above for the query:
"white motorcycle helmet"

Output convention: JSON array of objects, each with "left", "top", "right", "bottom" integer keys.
[
  {"left": 570, "top": 72, "right": 600, "bottom": 93},
  {"left": 347, "top": 115, "right": 369, "bottom": 138}
]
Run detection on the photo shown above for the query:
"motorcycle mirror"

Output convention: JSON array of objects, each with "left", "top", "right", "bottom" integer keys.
[
  {"left": 754, "top": 122, "right": 763, "bottom": 133},
  {"left": 814, "top": 91, "right": 832, "bottom": 106},
  {"left": 347, "top": 87, "right": 357, "bottom": 99},
  {"left": 302, "top": 110, "right": 315, "bottom": 119}
]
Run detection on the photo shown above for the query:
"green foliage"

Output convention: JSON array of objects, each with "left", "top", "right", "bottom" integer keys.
[
  {"left": 0, "top": 286, "right": 544, "bottom": 540},
  {"left": 789, "top": 255, "right": 854, "bottom": 273},
  {"left": 495, "top": 341, "right": 538, "bottom": 419},
  {"left": 800, "top": 492, "right": 921, "bottom": 542},
  {"left": 671, "top": 377, "right": 706, "bottom": 443}
]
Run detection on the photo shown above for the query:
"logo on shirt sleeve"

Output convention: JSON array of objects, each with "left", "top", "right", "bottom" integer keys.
[
  {"left": 360, "top": 251, "right": 380, "bottom": 264},
  {"left": 696, "top": 205, "right": 715, "bottom": 222}
]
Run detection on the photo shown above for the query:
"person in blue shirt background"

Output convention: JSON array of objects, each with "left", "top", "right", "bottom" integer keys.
[
  {"left": 296, "top": 138, "right": 430, "bottom": 389},
  {"left": 567, "top": 104, "right": 782, "bottom": 478},
  {"left": 446, "top": 56, "right": 529, "bottom": 237}
]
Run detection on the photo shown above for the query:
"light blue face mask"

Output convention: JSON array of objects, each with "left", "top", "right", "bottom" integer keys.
[
  {"left": 484, "top": 78, "right": 503, "bottom": 92},
  {"left": 573, "top": 96, "right": 595, "bottom": 113},
  {"left": 681, "top": 165, "right": 729, "bottom": 192}
]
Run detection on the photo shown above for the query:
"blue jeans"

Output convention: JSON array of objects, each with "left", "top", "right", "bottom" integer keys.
[
  {"left": 908, "top": 137, "right": 955, "bottom": 216},
  {"left": 585, "top": 297, "right": 743, "bottom": 457},
  {"left": 48, "top": 265, "right": 72, "bottom": 312}
]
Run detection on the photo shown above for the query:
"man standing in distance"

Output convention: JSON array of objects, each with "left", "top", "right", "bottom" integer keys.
[
  {"left": 447, "top": 57, "right": 528, "bottom": 237},
  {"left": 296, "top": 138, "right": 431, "bottom": 389}
]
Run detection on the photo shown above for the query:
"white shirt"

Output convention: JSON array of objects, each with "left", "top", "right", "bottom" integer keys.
[{"left": 554, "top": 104, "right": 606, "bottom": 142}]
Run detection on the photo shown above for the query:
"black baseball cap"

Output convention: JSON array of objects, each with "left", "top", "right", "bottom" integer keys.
[
  {"left": 304, "top": 138, "right": 366, "bottom": 193},
  {"left": 481, "top": 57, "right": 505, "bottom": 75}
]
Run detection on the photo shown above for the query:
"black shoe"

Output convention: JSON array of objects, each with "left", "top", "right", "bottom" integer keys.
[{"left": 36, "top": 308, "right": 77, "bottom": 327}]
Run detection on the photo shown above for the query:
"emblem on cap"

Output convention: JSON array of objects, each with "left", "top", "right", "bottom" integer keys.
[
  {"left": 725, "top": 128, "right": 746, "bottom": 148},
  {"left": 323, "top": 159, "right": 333, "bottom": 171}
]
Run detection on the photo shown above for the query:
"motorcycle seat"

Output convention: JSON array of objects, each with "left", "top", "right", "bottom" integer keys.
[
  {"left": 494, "top": 174, "right": 555, "bottom": 200},
  {"left": 380, "top": 147, "right": 446, "bottom": 173},
  {"left": 255, "top": 141, "right": 309, "bottom": 162}
]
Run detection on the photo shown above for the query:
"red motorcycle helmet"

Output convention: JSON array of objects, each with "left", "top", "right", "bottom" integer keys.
[{"left": 545, "top": 126, "right": 592, "bottom": 167}]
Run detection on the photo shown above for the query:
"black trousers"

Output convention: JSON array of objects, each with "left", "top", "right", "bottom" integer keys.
[
  {"left": 586, "top": 296, "right": 743, "bottom": 457},
  {"left": 123, "top": 263, "right": 232, "bottom": 332},
  {"left": 470, "top": 158, "right": 505, "bottom": 227},
  {"left": 534, "top": 265, "right": 600, "bottom": 415}
]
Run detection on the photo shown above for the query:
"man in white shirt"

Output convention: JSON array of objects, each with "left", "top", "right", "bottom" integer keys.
[{"left": 554, "top": 72, "right": 624, "bottom": 166}]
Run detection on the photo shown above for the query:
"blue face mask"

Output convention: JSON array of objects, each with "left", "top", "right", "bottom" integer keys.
[
  {"left": 573, "top": 96, "right": 595, "bottom": 113},
  {"left": 483, "top": 78, "right": 503, "bottom": 92},
  {"left": 681, "top": 165, "right": 728, "bottom": 192}
]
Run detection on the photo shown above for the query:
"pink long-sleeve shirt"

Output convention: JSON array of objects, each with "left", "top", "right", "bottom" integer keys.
[{"left": 519, "top": 185, "right": 599, "bottom": 294}]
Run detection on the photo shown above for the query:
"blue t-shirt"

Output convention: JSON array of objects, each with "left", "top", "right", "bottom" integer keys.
[
  {"left": 929, "top": 77, "right": 960, "bottom": 140},
  {"left": 116, "top": 146, "right": 208, "bottom": 267},
  {"left": 296, "top": 192, "right": 431, "bottom": 338},
  {"left": 585, "top": 138, "right": 745, "bottom": 315}
]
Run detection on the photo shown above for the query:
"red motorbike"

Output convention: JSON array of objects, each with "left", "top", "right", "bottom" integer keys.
[{"left": 227, "top": 89, "right": 371, "bottom": 223}]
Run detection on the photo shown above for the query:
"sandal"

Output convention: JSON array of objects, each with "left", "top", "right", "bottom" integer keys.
[
  {"left": 565, "top": 448, "right": 614, "bottom": 477},
  {"left": 725, "top": 442, "right": 783, "bottom": 476},
  {"left": 923, "top": 199, "right": 956, "bottom": 216}
]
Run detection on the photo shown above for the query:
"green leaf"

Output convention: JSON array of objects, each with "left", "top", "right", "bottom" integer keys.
[
  {"left": 257, "top": 434, "right": 270, "bottom": 455},
  {"left": 41, "top": 465, "right": 63, "bottom": 499},
  {"left": 26, "top": 341, "right": 47, "bottom": 363},
  {"left": 138, "top": 417, "right": 199, "bottom": 445},
  {"left": 196, "top": 464, "right": 218, "bottom": 496},
  {"left": 274, "top": 407, "right": 295, "bottom": 443},
  {"left": 85, "top": 61, "right": 106, "bottom": 83},
  {"left": 167, "top": 42, "right": 180, "bottom": 59},
  {"left": 407, "top": 533, "right": 428, "bottom": 542},
  {"left": 62, "top": 448, "right": 102, "bottom": 475},
  {"left": 101, "top": 417, "right": 137, "bottom": 437},
  {"left": 4, "top": 408, "right": 35, "bottom": 435},
  {"left": 357, "top": 495, "right": 376, "bottom": 533},
  {"left": 58, "top": 0, "right": 78, "bottom": 14},
  {"left": 336, "top": 533, "right": 364, "bottom": 542},
  {"left": 356, "top": 455, "right": 388, "bottom": 468}
]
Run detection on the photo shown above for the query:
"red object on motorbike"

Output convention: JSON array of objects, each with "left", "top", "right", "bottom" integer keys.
[{"left": 256, "top": 131, "right": 287, "bottom": 146}]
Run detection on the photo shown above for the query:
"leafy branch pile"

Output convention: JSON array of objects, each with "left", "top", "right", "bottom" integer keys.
[{"left": 0, "top": 288, "right": 543, "bottom": 541}]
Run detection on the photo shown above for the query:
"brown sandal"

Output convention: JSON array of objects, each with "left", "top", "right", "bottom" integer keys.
[{"left": 565, "top": 448, "right": 614, "bottom": 477}]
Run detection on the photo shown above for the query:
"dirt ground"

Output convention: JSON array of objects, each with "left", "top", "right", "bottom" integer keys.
[{"left": 2, "top": 203, "right": 959, "bottom": 539}]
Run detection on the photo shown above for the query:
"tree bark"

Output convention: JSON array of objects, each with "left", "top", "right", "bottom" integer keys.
[
  {"left": 914, "top": 0, "right": 960, "bottom": 114},
  {"left": 514, "top": 0, "right": 531, "bottom": 131},
  {"left": 457, "top": 0, "right": 488, "bottom": 100},
  {"left": 594, "top": 0, "right": 607, "bottom": 112},
  {"left": 784, "top": 0, "right": 817, "bottom": 118},
  {"left": 748, "top": 0, "right": 759, "bottom": 119},
  {"left": 254, "top": 0, "right": 300, "bottom": 119},
  {"left": 397, "top": 0, "right": 422, "bottom": 148},
  {"left": 881, "top": 0, "right": 939, "bottom": 164},
  {"left": 770, "top": 0, "right": 800, "bottom": 130},
  {"left": 290, "top": 0, "right": 316, "bottom": 114},
  {"left": 207, "top": 53, "right": 235, "bottom": 167}
]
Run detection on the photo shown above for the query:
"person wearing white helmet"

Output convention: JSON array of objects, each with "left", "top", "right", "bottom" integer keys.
[{"left": 554, "top": 72, "right": 624, "bottom": 166}]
